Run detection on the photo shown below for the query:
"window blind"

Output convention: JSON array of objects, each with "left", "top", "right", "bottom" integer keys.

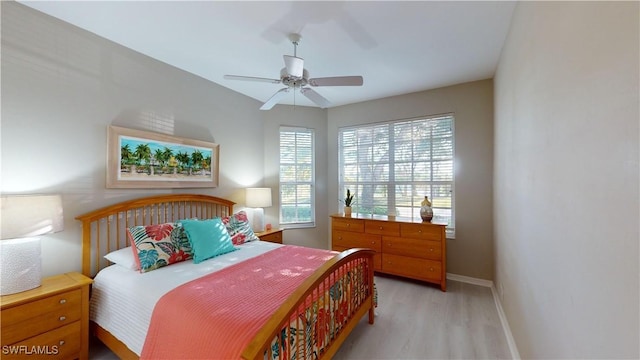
[{"left": 279, "top": 127, "right": 315, "bottom": 227}]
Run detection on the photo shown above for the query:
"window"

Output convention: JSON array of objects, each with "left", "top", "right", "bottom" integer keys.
[
  {"left": 338, "top": 114, "right": 455, "bottom": 237},
  {"left": 279, "top": 127, "right": 315, "bottom": 227}
]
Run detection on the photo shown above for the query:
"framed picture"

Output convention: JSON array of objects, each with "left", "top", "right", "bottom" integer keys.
[{"left": 107, "top": 126, "right": 219, "bottom": 188}]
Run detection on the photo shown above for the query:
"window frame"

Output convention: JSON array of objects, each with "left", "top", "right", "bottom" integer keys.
[
  {"left": 338, "top": 114, "right": 455, "bottom": 238},
  {"left": 278, "top": 126, "right": 316, "bottom": 228}
]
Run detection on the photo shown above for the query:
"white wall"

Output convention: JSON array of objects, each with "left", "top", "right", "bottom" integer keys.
[
  {"left": 328, "top": 80, "right": 495, "bottom": 279},
  {"left": 494, "top": 2, "right": 639, "bottom": 358}
]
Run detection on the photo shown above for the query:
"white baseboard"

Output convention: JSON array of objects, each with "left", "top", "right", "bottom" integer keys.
[
  {"left": 490, "top": 285, "right": 521, "bottom": 359},
  {"left": 447, "top": 273, "right": 521, "bottom": 359},
  {"left": 446, "top": 272, "right": 493, "bottom": 287}
]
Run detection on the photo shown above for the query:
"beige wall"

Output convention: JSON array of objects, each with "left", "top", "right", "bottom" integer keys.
[
  {"left": 494, "top": 2, "right": 639, "bottom": 358},
  {"left": 328, "top": 79, "right": 495, "bottom": 280}
]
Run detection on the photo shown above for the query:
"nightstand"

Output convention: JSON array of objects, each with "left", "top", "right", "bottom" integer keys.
[
  {"left": 0, "top": 272, "right": 93, "bottom": 360},
  {"left": 255, "top": 228, "right": 284, "bottom": 244}
]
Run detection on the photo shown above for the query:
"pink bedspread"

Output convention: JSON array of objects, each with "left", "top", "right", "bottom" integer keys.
[{"left": 140, "top": 245, "right": 337, "bottom": 360}]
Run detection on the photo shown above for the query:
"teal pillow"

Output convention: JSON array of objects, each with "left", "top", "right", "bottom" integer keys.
[{"left": 179, "top": 218, "right": 237, "bottom": 264}]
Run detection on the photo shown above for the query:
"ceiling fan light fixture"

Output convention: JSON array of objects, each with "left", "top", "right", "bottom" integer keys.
[{"left": 283, "top": 55, "right": 304, "bottom": 78}]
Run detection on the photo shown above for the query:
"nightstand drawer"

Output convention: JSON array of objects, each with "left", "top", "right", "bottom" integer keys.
[
  {"left": 260, "top": 231, "right": 282, "bottom": 243},
  {"left": 4, "top": 321, "right": 81, "bottom": 360},
  {"left": 256, "top": 229, "right": 283, "bottom": 244},
  {"left": 1, "top": 289, "right": 81, "bottom": 345}
]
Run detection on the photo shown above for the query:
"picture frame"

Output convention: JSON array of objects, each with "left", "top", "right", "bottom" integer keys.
[{"left": 107, "top": 125, "right": 219, "bottom": 188}]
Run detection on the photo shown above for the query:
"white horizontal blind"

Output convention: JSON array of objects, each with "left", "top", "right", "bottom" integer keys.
[
  {"left": 339, "top": 114, "right": 455, "bottom": 235},
  {"left": 279, "top": 127, "right": 315, "bottom": 227}
]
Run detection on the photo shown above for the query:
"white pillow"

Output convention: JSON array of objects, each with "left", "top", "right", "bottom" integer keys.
[{"left": 104, "top": 246, "right": 139, "bottom": 271}]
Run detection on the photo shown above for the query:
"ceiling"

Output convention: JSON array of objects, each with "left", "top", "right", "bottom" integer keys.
[{"left": 19, "top": 1, "right": 516, "bottom": 109}]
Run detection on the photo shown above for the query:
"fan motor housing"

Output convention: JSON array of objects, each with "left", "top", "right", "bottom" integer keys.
[{"left": 280, "top": 68, "right": 309, "bottom": 88}]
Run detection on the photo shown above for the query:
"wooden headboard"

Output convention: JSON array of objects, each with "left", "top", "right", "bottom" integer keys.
[{"left": 75, "top": 194, "right": 234, "bottom": 278}]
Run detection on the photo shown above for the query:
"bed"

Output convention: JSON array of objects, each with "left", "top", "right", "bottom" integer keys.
[{"left": 76, "top": 194, "right": 375, "bottom": 360}]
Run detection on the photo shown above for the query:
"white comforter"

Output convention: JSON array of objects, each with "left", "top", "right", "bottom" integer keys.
[{"left": 90, "top": 240, "right": 282, "bottom": 355}]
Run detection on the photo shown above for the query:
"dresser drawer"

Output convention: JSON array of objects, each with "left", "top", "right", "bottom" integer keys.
[
  {"left": 382, "top": 237, "right": 442, "bottom": 260},
  {"left": 333, "top": 231, "right": 382, "bottom": 252},
  {"left": 365, "top": 221, "right": 400, "bottom": 236},
  {"left": 332, "top": 218, "right": 365, "bottom": 232},
  {"left": 4, "top": 321, "right": 81, "bottom": 360},
  {"left": 400, "top": 223, "right": 443, "bottom": 241},
  {"left": 1, "top": 289, "right": 81, "bottom": 345},
  {"left": 382, "top": 254, "right": 442, "bottom": 282}
]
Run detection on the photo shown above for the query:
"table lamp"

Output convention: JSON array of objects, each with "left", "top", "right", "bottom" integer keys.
[
  {"left": 246, "top": 188, "right": 272, "bottom": 232},
  {"left": 0, "top": 194, "right": 63, "bottom": 295}
]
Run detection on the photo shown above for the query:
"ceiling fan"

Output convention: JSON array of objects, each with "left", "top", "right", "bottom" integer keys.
[{"left": 224, "top": 33, "right": 364, "bottom": 110}]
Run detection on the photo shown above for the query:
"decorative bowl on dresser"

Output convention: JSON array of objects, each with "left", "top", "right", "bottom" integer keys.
[
  {"left": 330, "top": 214, "right": 447, "bottom": 291},
  {"left": 0, "top": 272, "right": 93, "bottom": 360}
]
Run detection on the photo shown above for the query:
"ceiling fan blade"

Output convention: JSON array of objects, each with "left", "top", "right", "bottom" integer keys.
[
  {"left": 283, "top": 55, "right": 304, "bottom": 78},
  {"left": 300, "top": 88, "right": 331, "bottom": 108},
  {"left": 308, "top": 76, "right": 363, "bottom": 87},
  {"left": 224, "top": 75, "right": 281, "bottom": 84},
  {"left": 260, "top": 88, "right": 290, "bottom": 110}
]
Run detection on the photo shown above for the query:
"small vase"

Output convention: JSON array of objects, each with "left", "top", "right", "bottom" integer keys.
[
  {"left": 420, "top": 196, "right": 433, "bottom": 222},
  {"left": 344, "top": 206, "right": 352, "bottom": 217}
]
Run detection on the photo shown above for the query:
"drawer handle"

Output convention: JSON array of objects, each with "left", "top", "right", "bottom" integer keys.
[
  {"left": 429, "top": 248, "right": 434, "bottom": 252},
  {"left": 371, "top": 241, "right": 376, "bottom": 245},
  {"left": 59, "top": 340, "right": 65, "bottom": 346},
  {"left": 59, "top": 316, "right": 66, "bottom": 321},
  {"left": 419, "top": 230, "right": 422, "bottom": 233},
  {"left": 379, "top": 226, "right": 383, "bottom": 230},
  {"left": 346, "top": 224, "right": 350, "bottom": 227},
  {"left": 338, "top": 237, "right": 342, "bottom": 240},
  {"left": 59, "top": 299, "right": 66, "bottom": 304},
  {"left": 429, "top": 267, "right": 434, "bottom": 272}
]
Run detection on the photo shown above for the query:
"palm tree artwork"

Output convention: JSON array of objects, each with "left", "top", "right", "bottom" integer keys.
[{"left": 118, "top": 135, "right": 214, "bottom": 181}]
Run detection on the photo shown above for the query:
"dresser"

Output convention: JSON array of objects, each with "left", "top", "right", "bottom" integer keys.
[
  {"left": 331, "top": 214, "right": 447, "bottom": 291},
  {"left": 255, "top": 228, "right": 283, "bottom": 244},
  {"left": 0, "top": 272, "right": 93, "bottom": 360}
]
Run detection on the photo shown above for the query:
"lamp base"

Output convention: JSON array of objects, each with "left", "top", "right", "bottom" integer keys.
[
  {"left": 252, "top": 208, "right": 265, "bottom": 233},
  {"left": 0, "top": 237, "right": 42, "bottom": 295}
]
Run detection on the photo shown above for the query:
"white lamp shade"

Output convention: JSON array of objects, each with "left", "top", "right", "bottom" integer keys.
[
  {"left": 246, "top": 188, "right": 272, "bottom": 208},
  {"left": 1, "top": 194, "right": 63, "bottom": 240}
]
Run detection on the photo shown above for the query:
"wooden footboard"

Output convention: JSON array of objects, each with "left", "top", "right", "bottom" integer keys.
[{"left": 242, "top": 248, "right": 375, "bottom": 360}]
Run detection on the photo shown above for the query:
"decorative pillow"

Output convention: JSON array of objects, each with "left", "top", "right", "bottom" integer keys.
[
  {"left": 179, "top": 218, "right": 237, "bottom": 264},
  {"left": 104, "top": 247, "right": 139, "bottom": 271},
  {"left": 127, "top": 222, "right": 193, "bottom": 273},
  {"left": 221, "top": 211, "right": 260, "bottom": 245}
]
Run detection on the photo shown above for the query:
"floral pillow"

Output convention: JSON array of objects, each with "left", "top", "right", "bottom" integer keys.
[
  {"left": 127, "top": 222, "right": 192, "bottom": 273},
  {"left": 221, "top": 211, "right": 260, "bottom": 245}
]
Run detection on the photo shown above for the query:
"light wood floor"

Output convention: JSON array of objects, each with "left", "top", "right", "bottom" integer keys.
[
  {"left": 90, "top": 276, "right": 512, "bottom": 359},
  {"left": 333, "top": 275, "right": 512, "bottom": 359}
]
